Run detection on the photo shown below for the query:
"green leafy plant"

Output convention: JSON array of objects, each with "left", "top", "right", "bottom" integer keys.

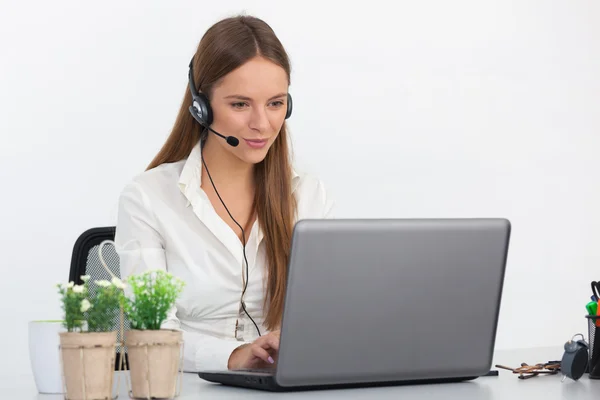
[
  {"left": 56, "top": 279, "right": 88, "bottom": 332},
  {"left": 57, "top": 275, "right": 125, "bottom": 333},
  {"left": 87, "top": 279, "right": 126, "bottom": 332},
  {"left": 121, "top": 270, "right": 185, "bottom": 330}
]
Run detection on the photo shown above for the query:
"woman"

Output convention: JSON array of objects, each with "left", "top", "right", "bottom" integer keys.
[{"left": 114, "top": 15, "right": 334, "bottom": 373}]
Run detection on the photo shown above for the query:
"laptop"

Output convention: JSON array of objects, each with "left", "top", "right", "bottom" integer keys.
[{"left": 198, "top": 218, "right": 511, "bottom": 392}]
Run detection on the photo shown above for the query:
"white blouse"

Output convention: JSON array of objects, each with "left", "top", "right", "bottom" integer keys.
[{"left": 114, "top": 141, "right": 334, "bottom": 372}]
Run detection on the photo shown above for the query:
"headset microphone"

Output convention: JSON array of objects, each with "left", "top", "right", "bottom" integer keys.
[
  {"left": 224, "top": 135, "right": 240, "bottom": 147},
  {"left": 187, "top": 105, "right": 239, "bottom": 147}
]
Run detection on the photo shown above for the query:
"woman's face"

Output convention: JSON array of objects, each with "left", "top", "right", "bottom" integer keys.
[{"left": 209, "top": 56, "right": 289, "bottom": 165}]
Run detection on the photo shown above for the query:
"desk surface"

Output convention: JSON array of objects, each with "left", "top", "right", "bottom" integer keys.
[{"left": 7, "top": 347, "right": 600, "bottom": 399}]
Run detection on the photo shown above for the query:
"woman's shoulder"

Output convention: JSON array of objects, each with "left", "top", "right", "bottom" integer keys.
[
  {"left": 293, "top": 171, "right": 335, "bottom": 219},
  {"left": 119, "top": 160, "right": 186, "bottom": 200}
]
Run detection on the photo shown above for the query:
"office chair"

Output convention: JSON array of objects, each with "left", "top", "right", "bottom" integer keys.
[{"left": 69, "top": 226, "right": 130, "bottom": 370}]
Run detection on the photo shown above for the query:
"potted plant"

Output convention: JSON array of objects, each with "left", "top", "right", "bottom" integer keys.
[
  {"left": 121, "top": 269, "right": 185, "bottom": 399},
  {"left": 56, "top": 275, "right": 124, "bottom": 400}
]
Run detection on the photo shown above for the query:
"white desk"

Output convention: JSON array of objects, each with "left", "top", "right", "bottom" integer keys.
[{"left": 7, "top": 347, "right": 599, "bottom": 399}]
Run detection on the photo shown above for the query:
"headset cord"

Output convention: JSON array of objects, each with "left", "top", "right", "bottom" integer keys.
[{"left": 201, "top": 155, "right": 262, "bottom": 338}]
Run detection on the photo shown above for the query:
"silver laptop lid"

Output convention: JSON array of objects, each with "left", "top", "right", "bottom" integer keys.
[{"left": 276, "top": 218, "right": 510, "bottom": 387}]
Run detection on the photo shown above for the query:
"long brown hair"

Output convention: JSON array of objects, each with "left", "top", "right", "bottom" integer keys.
[{"left": 147, "top": 15, "right": 297, "bottom": 330}]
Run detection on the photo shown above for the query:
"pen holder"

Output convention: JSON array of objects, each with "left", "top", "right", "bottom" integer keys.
[{"left": 586, "top": 315, "right": 600, "bottom": 378}]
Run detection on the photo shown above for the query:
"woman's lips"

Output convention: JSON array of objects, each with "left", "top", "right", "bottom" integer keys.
[{"left": 244, "top": 139, "right": 268, "bottom": 149}]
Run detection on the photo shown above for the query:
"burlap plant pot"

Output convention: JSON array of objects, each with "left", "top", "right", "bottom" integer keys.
[
  {"left": 125, "top": 329, "right": 183, "bottom": 399},
  {"left": 59, "top": 331, "right": 117, "bottom": 400}
]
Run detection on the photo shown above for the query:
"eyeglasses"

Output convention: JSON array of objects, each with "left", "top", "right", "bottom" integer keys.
[{"left": 495, "top": 361, "right": 561, "bottom": 379}]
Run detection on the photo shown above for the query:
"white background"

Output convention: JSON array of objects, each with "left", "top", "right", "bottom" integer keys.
[{"left": 1, "top": 0, "right": 599, "bottom": 379}]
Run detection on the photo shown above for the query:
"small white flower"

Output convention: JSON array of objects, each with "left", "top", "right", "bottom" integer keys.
[
  {"left": 96, "top": 280, "right": 111, "bottom": 287},
  {"left": 67, "top": 281, "right": 74, "bottom": 289},
  {"left": 111, "top": 277, "right": 126, "bottom": 290},
  {"left": 81, "top": 275, "right": 90, "bottom": 282},
  {"left": 80, "top": 299, "right": 91, "bottom": 312},
  {"left": 72, "top": 285, "right": 84, "bottom": 294}
]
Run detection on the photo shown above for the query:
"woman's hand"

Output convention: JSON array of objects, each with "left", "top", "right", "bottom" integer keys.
[{"left": 227, "top": 330, "right": 280, "bottom": 370}]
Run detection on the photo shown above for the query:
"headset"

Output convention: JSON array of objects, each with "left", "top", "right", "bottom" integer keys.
[{"left": 187, "top": 56, "right": 292, "bottom": 338}]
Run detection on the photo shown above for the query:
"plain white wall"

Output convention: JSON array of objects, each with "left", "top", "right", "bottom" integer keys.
[{"left": 1, "top": 0, "right": 599, "bottom": 379}]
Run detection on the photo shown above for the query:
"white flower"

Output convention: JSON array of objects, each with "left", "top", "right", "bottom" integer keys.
[
  {"left": 96, "top": 280, "right": 111, "bottom": 287},
  {"left": 81, "top": 275, "right": 90, "bottom": 282},
  {"left": 111, "top": 277, "right": 126, "bottom": 290},
  {"left": 67, "top": 281, "right": 74, "bottom": 289},
  {"left": 80, "top": 299, "right": 91, "bottom": 312},
  {"left": 72, "top": 285, "right": 84, "bottom": 294}
]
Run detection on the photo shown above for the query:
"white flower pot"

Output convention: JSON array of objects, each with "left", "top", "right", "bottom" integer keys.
[{"left": 28, "top": 320, "right": 65, "bottom": 394}]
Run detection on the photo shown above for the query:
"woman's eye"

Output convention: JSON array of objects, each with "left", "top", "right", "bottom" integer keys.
[
  {"left": 270, "top": 100, "right": 284, "bottom": 107},
  {"left": 231, "top": 102, "right": 248, "bottom": 109}
]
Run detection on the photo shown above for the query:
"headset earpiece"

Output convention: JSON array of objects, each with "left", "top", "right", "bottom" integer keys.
[
  {"left": 286, "top": 93, "right": 293, "bottom": 119},
  {"left": 190, "top": 91, "right": 213, "bottom": 127},
  {"left": 188, "top": 57, "right": 213, "bottom": 127}
]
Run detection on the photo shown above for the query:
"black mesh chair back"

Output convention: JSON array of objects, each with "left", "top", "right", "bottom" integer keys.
[{"left": 69, "top": 226, "right": 130, "bottom": 369}]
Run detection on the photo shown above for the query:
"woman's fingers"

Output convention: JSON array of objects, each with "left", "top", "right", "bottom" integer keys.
[
  {"left": 257, "top": 334, "right": 280, "bottom": 351},
  {"left": 250, "top": 344, "right": 275, "bottom": 364},
  {"left": 249, "top": 332, "right": 280, "bottom": 364}
]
